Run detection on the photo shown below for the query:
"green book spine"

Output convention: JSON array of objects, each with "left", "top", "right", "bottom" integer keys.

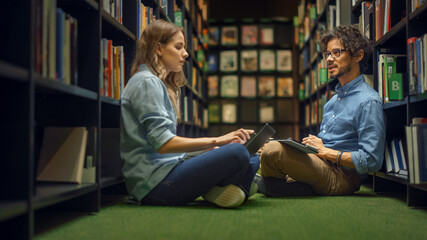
[
  {"left": 319, "top": 68, "right": 328, "bottom": 84},
  {"left": 293, "top": 16, "right": 299, "bottom": 27},
  {"left": 388, "top": 73, "right": 403, "bottom": 100},
  {"left": 309, "top": 6, "right": 317, "bottom": 20},
  {"left": 174, "top": 11, "right": 182, "bottom": 27}
]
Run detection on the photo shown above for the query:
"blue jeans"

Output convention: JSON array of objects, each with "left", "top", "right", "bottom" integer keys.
[{"left": 141, "top": 143, "right": 260, "bottom": 205}]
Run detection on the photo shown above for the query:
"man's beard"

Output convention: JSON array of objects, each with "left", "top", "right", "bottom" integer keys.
[{"left": 330, "top": 64, "right": 351, "bottom": 79}]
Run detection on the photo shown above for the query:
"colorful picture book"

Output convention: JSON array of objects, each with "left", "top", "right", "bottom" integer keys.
[
  {"left": 277, "top": 77, "right": 294, "bottom": 97},
  {"left": 259, "top": 50, "right": 276, "bottom": 71},
  {"left": 222, "top": 102, "right": 237, "bottom": 123},
  {"left": 258, "top": 76, "right": 275, "bottom": 97},
  {"left": 220, "top": 50, "right": 238, "bottom": 72},
  {"left": 260, "top": 25, "right": 274, "bottom": 45},
  {"left": 208, "top": 75, "right": 219, "bottom": 97},
  {"left": 208, "top": 54, "right": 218, "bottom": 72},
  {"left": 241, "top": 50, "right": 258, "bottom": 72},
  {"left": 241, "top": 25, "right": 258, "bottom": 45},
  {"left": 259, "top": 101, "right": 275, "bottom": 122},
  {"left": 221, "top": 75, "right": 239, "bottom": 97},
  {"left": 208, "top": 26, "right": 220, "bottom": 46},
  {"left": 208, "top": 103, "right": 220, "bottom": 123},
  {"left": 276, "top": 50, "right": 292, "bottom": 72},
  {"left": 221, "top": 26, "right": 238, "bottom": 46},
  {"left": 240, "top": 76, "right": 257, "bottom": 98}
]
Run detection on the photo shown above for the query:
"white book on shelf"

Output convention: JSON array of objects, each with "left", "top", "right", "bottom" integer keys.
[
  {"left": 406, "top": 126, "right": 415, "bottom": 184},
  {"left": 37, "top": 127, "right": 88, "bottom": 183},
  {"left": 412, "top": 125, "right": 420, "bottom": 184}
]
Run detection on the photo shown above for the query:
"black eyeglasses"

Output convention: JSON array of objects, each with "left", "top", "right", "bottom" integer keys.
[{"left": 322, "top": 49, "right": 348, "bottom": 60}]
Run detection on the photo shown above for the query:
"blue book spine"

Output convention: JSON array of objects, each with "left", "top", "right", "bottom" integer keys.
[
  {"left": 56, "top": 8, "right": 63, "bottom": 82},
  {"left": 393, "top": 139, "right": 404, "bottom": 170}
]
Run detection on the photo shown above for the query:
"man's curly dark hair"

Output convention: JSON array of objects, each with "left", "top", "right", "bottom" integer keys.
[{"left": 318, "top": 24, "right": 372, "bottom": 73}]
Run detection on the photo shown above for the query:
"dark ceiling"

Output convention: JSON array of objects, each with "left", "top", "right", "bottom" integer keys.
[{"left": 207, "top": 0, "right": 298, "bottom": 21}]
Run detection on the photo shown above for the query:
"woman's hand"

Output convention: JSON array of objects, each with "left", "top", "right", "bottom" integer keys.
[{"left": 215, "top": 128, "right": 254, "bottom": 146}]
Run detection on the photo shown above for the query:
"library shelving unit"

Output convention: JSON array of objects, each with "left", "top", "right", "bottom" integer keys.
[
  {"left": 206, "top": 19, "right": 299, "bottom": 139},
  {"left": 0, "top": 0, "right": 208, "bottom": 239},
  {"left": 297, "top": 0, "right": 427, "bottom": 206},
  {"left": 177, "top": 0, "right": 209, "bottom": 138},
  {"left": 362, "top": 0, "right": 427, "bottom": 207},
  {"left": 296, "top": 0, "right": 346, "bottom": 139}
]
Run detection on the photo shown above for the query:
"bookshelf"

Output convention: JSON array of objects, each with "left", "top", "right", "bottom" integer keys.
[
  {"left": 296, "top": 0, "right": 346, "bottom": 139},
  {"left": 0, "top": 0, "right": 208, "bottom": 239},
  {"left": 206, "top": 19, "right": 299, "bottom": 140},
  {"left": 297, "top": 0, "right": 427, "bottom": 206}
]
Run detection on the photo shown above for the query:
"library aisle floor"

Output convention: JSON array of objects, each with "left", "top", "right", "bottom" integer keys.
[{"left": 34, "top": 185, "right": 427, "bottom": 240}]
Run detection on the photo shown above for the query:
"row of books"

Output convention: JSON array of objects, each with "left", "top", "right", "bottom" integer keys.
[
  {"left": 208, "top": 24, "right": 292, "bottom": 47},
  {"left": 298, "top": 58, "right": 328, "bottom": 98},
  {"left": 183, "top": 0, "right": 207, "bottom": 38},
  {"left": 374, "top": 0, "right": 406, "bottom": 41},
  {"left": 357, "top": 1, "right": 374, "bottom": 40},
  {"left": 209, "top": 25, "right": 271, "bottom": 47},
  {"left": 101, "top": 38, "right": 125, "bottom": 99},
  {"left": 34, "top": 0, "right": 78, "bottom": 85},
  {"left": 296, "top": 2, "right": 338, "bottom": 48},
  {"left": 208, "top": 99, "right": 295, "bottom": 124},
  {"left": 385, "top": 139, "right": 408, "bottom": 176},
  {"left": 37, "top": 127, "right": 96, "bottom": 184},
  {"left": 102, "top": 0, "right": 123, "bottom": 24},
  {"left": 187, "top": 65, "right": 205, "bottom": 96},
  {"left": 411, "top": 0, "right": 426, "bottom": 12},
  {"left": 405, "top": 118, "right": 427, "bottom": 184},
  {"left": 303, "top": 90, "right": 332, "bottom": 127},
  {"left": 208, "top": 75, "right": 294, "bottom": 98},
  {"left": 137, "top": 2, "right": 156, "bottom": 39},
  {"left": 208, "top": 49, "right": 293, "bottom": 73},
  {"left": 377, "top": 53, "right": 405, "bottom": 103},
  {"left": 181, "top": 96, "right": 208, "bottom": 128},
  {"left": 408, "top": 34, "right": 427, "bottom": 95}
]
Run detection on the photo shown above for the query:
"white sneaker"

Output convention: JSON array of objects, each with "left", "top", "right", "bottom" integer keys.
[
  {"left": 203, "top": 185, "right": 245, "bottom": 208},
  {"left": 248, "top": 182, "right": 258, "bottom": 197}
]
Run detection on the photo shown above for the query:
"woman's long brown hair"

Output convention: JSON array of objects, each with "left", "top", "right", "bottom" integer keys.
[{"left": 130, "top": 19, "right": 187, "bottom": 117}]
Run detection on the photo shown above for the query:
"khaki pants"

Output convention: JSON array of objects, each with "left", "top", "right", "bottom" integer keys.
[{"left": 260, "top": 141, "right": 361, "bottom": 196}]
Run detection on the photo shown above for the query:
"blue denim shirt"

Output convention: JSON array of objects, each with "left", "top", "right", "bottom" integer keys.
[
  {"left": 317, "top": 74, "right": 385, "bottom": 175},
  {"left": 120, "top": 64, "right": 185, "bottom": 201}
]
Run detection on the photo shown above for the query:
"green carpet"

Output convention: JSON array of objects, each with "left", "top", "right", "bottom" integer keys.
[{"left": 35, "top": 186, "right": 427, "bottom": 240}]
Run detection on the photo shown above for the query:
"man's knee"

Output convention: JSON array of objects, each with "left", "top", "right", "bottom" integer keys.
[{"left": 261, "top": 141, "right": 285, "bottom": 164}]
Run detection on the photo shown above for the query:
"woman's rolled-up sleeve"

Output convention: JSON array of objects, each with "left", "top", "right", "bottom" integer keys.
[{"left": 130, "top": 77, "right": 176, "bottom": 150}]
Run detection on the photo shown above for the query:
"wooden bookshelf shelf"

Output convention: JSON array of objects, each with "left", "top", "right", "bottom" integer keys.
[
  {"left": 0, "top": 200, "right": 27, "bottom": 222},
  {"left": 33, "top": 183, "right": 97, "bottom": 210},
  {"left": 34, "top": 76, "right": 98, "bottom": 100},
  {"left": 375, "top": 172, "right": 408, "bottom": 185},
  {"left": 383, "top": 100, "right": 407, "bottom": 110},
  {"left": 102, "top": 11, "right": 136, "bottom": 40},
  {"left": 0, "top": 60, "right": 29, "bottom": 83},
  {"left": 101, "top": 95, "right": 121, "bottom": 106},
  {"left": 59, "top": 0, "right": 99, "bottom": 9},
  {"left": 100, "top": 177, "right": 124, "bottom": 189},
  {"left": 374, "top": 18, "right": 407, "bottom": 48}
]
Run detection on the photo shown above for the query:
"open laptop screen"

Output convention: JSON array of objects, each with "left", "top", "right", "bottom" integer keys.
[{"left": 244, "top": 124, "right": 276, "bottom": 155}]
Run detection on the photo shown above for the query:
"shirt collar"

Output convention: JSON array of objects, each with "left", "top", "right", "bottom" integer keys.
[
  {"left": 335, "top": 74, "right": 365, "bottom": 97},
  {"left": 139, "top": 64, "right": 151, "bottom": 73}
]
